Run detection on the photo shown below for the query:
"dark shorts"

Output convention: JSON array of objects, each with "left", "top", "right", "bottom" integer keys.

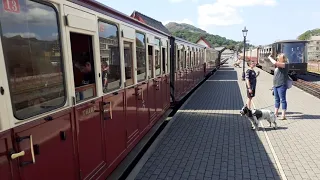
[{"left": 246, "top": 88, "right": 256, "bottom": 98}]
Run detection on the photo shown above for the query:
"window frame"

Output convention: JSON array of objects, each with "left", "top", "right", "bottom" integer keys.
[
  {"left": 122, "top": 39, "right": 135, "bottom": 87},
  {"left": 135, "top": 30, "right": 147, "bottom": 82},
  {"left": 0, "top": 0, "right": 67, "bottom": 120},
  {"left": 69, "top": 31, "right": 97, "bottom": 104},
  {"left": 97, "top": 19, "right": 123, "bottom": 94},
  {"left": 154, "top": 37, "right": 162, "bottom": 76}
]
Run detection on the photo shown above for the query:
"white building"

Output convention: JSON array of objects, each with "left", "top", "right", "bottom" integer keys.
[
  {"left": 196, "top": 37, "right": 213, "bottom": 48},
  {"left": 307, "top": 36, "right": 320, "bottom": 61}
]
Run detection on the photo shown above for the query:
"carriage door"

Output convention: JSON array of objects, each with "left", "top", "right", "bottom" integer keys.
[
  {"left": 123, "top": 38, "right": 139, "bottom": 146},
  {"left": 98, "top": 21, "right": 127, "bottom": 170},
  {"left": 147, "top": 43, "right": 157, "bottom": 123},
  {"left": 0, "top": 40, "right": 18, "bottom": 179},
  {"left": 154, "top": 38, "right": 162, "bottom": 115},
  {"left": 161, "top": 41, "right": 169, "bottom": 110},
  {"left": 65, "top": 6, "right": 105, "bottom": 179}
]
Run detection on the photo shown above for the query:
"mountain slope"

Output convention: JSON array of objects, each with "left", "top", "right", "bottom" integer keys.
[
  {"left": 298, "top": 28, "right": 320, "bottom": 40},
  {"left": 165, "top": 22, "right": 252, "bottom": 51},
  {"left": 165, "top": 22, "right": 206, "bottom": 34}
]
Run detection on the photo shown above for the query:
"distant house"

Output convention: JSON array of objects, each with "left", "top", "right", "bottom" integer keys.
[
  {"left": 130, "top": 11, "right": 171, "bottom": 35},
  {"left": 196, "top": 37, "right": 213, "bottom": 48},
  {"left": 307, "top": 36, "right": 320, "bottom": 61},
  {"left": 214, "top": 47, "right": 226, "bottom": 51}
]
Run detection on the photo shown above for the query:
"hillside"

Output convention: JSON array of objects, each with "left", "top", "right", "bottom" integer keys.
[
  {"left": 298, "top": 28, "right": 320, "bottom": 40},
  {"left": 166, "top": 22, "right": 206, "bottom": 34},
  {"left": 165, "top": 22, "right": 253, "bottom": 51}
]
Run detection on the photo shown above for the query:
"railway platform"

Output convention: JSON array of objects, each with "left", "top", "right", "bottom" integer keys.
[{"left": 124, "top": 60, "right": 320, "bottom": 180}]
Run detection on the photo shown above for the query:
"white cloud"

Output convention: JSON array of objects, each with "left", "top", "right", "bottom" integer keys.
[
  {"left": 198, "top": 0, "right": 277, "bottom": 27},
  {"left": 198, "top": 3, "right": 243, "bottom": 26},
  {"left": 163, "top": 18, "right": 194, "bottom": 25},
  {"left": 217, "top": 0, "right": 276, "bottom": 7},
  {"left": 4, "top": 32, "right": 39, "bottom": 39}
]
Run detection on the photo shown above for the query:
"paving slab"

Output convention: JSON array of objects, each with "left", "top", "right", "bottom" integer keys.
[
  {"left": 234, "top": 65, "right": 320, "bottom": 180},
  {"left": 128, "top": 62, "right": 282, "bottom": 180}
]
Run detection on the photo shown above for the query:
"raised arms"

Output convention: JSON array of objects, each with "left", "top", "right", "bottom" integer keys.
[{"left": 268, "top": 55, "right": 286, "bottom": 68}]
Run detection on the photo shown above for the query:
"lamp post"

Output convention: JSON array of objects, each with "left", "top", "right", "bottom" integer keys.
[{"left": 242, "top": 26, "right": 248, "bottom": 81}]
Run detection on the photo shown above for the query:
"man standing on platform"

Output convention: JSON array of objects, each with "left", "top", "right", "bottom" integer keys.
[{"left": 245, "top": 61, "right": 260, "bottom": 109}]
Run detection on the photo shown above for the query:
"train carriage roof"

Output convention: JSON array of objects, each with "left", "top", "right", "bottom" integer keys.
[
  {"left": 274, "top": 39, "right": 309, "bottom": 43},
  {"left": 130, "top": 11, "right": 171, "bottom": 35},
  {"left": 69, "top": 0, "right": 171, "bottom": 37},
  {"left": 175, "top": 37, "right": 206, "bottom": 48}
]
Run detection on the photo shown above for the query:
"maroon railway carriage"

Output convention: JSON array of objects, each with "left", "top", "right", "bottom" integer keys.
[{"left": 0, "top": 0, "right": 219, "bottom": 179}]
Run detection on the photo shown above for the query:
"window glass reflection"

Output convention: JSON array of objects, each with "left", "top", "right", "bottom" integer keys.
[
  {"left": 282, "top": 43, "right": 305, "bottom": 63},
  {"left": 98, "top": 21, "right": 121, "bottom": 93},
  {"left": 0, "top": 0, "right": 65, "bottom": 119},
  {"left": 136, "top": 32, "right": 146, "bottom": 82}
]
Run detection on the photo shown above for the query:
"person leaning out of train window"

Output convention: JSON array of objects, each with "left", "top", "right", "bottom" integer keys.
[
  {"left": 268, "top": 53, "right": 289, "bottom": 120},
  {"left": 245, "top": 61, "right": 260, "bottom": 109},
  {"left": 75, "top": 59, "right": 95, "bottom": 86}
]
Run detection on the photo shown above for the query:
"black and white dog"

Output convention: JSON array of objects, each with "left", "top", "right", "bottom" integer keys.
[{"left": 240, "top": 105, "right": 278, "bottom": 130}]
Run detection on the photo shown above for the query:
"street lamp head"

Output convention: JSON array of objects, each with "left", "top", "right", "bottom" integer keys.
[{"left": 242, "top": 26, "right": 248, "bottom": 38}]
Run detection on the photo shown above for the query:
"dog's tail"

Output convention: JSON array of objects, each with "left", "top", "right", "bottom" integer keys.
[{"left": 270, "top": 111, "right": 277, "bottom": 122}]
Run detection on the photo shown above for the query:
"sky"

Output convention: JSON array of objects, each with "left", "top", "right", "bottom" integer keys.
[{"left": 96, "top": 0, "right": 320, "bottom": 46}]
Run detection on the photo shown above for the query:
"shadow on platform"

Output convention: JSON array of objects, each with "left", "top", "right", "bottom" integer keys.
[{"left": 134, "top": 66, "right": 282, "bottom": 179}]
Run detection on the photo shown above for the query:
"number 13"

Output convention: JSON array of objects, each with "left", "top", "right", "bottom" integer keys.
[{"left": 3, "top": 0, "right": 20, "bottom": 13}]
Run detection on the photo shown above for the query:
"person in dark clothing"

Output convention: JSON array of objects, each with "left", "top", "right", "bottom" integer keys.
[
  {"left": 75, "top": 59, "right": 95, "bottom": 86},
  {"left": 101, "top": 61, "right": 109, "bottom": 93},
  {"left": 245, "top": 61, "right": 260, "bottom": 109}
]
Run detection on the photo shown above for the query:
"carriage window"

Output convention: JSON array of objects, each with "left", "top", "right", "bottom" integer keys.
[
  {"left": 70, "top": 33, "right": 96, "bottom": 103},
  {"left": 98, "top": 21, "right": 121, "bottom": 93},
  {"left": 184, "top": 51, "right": 187, "bottom": 68},
  {"left": 194, "top": 51, "right": 197, "bottom": 66},
  {"left": 177, "top": 50, "right": 181, "bottom": 70},
  {"left": 189, "top": 52, "right": 192, "bottom": 68},
  {"left": 179, "top": 49, "right": 184, "bottom": 70},
  {"left": 192, "top": 51, "right": 195, "bottom": 67},
  {"left": 155, "top": 38, "right": 161, "bottom": 76},
  {"left": 124, "top": 41, "right": 134, "bottom": 86},
  {"left": 136, "top": 32, "right": 146, "bottom": 82},
  {"left": 148, "top": 45, "right": 153, "bottom": 78},
  {"left": 189, "top": 51, "right": 192, "bottom": 68},
  {"left": 0, "top": 0, "right": 65, "bottom": 119},
  {"left": 162, "top": 47, "right": 166, "bottom": 74},
  {"left": 186, "top": 51, "right": 189, "bottom": 68},
  {"left": 155, "top": 49, "right": 161, "bottom": 75}
]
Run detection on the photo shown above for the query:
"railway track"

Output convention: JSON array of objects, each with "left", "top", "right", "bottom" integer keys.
[
  {"left": 293, "top": 79, "right": 320, "bottom": 99},
  {"left": 306, "top": 71, "right": 320, "bottom": 77}
]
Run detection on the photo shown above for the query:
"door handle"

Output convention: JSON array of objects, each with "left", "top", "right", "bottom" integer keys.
[
  {"left": 15, "top": 135, "right": 36, "bottom": 167},
  {"left": 102, "top": 102, "right": 113, "bottom": 120},
  {"left": 11, "top": 151, "right": 25, "bottom": 160}
]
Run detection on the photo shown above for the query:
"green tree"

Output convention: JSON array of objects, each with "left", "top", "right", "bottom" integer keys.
[{"left": 297, "top": 28, "right": 320, "bottom": 40}]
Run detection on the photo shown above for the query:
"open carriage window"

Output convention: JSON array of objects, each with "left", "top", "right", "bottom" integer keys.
[
  {"left": 148, "top": 45, "right": 153, "bottom": 78},
  {"left": 162, "top": 47, "right": 166, "bottom": 74},
  {"left": 70, "top": 33, "right": 96, "bottom": 102},
  {"left": 0, "top": 0, "right": 65, "bottom": 119},
  {"left": 124, "top": 41, "right": 134, "bottom": 86}
]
